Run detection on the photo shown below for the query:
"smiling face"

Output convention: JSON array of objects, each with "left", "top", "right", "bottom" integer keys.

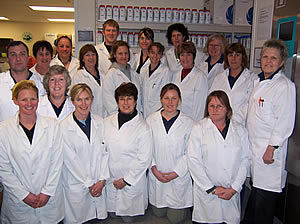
[
  {"left": 208, "top": 39, "right": 222, "bottom": 59},
  {"left": 115, "top": 46, "right": 129, "bottom": 67},
  {"left": 36, "top": 48, "right": 52, "bottom": 68},
  {"left": 171, "top": 30, "right": 185, "bottom": 47},
  {"left": 103, "top": 25, "right": 119, "bottom": 46},
  {"left": 13, "top": 89, "right": 38, "bottom": 117},
  {"left": 57, "top": 38, "right": 72, "bottom": 60},
  {"left": 82, "top": 50, "right": 97, "bottom": 69},
  {"left": 227, "top": 51, "right": 242, "bottom": 72},
  {"left": 118, "top": 95, "right": 136, "bottom": 114},
  {"left": 148, "top": 46, "right": 163, "bottom": 66},
  {"left": 208, "top": 96, "right": 227, "bottom": 123},
  {"left": 73, "top": 90, "right": 93, "bottom": 120},
  {"left": 179, "top": 52, "right": 194, "bottom": 69},
  {"left": 48, "top": 73, "right": 67, "bottom": 99},
  {"left": 7, "top": 44, "right": 29, "bottom": 73},
  {"left": 261, "top": 47, "right": 284, "bottom": 78},
  {"left": 138, "top": 33, "right": 152, "bottom": 51},
  {"left": 161, "top": 89, "right": 180, "bottom": 114}
]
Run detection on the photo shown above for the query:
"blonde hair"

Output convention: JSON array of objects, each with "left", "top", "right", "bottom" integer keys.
[
  {"left": 12, "top": 80, "right": 38, "bottom": 100},
  {"left": 70, "top": 83, "right": 94, "bottom": 102},
  {"left": 203, "top": 33, "right": 228, "bottom": 55}
]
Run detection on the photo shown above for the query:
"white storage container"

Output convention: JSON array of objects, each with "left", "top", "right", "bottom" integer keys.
[
  {"left": 185, "top": 9, "right": 192, "bottom": 23},
  {"left": 127, "top": 6, "right": 134, "bottom": 21},
  {"left": 99, "top": 5, "right": 106, "bottom": 21}
]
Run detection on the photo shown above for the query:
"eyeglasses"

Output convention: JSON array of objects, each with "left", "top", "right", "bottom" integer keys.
[{"left": 208, "top": 104, "right": 225, "bottom": 110}]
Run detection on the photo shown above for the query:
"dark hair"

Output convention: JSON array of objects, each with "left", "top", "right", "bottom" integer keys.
[
  {"left": 166, "top": 23, "right": 189, "bottom": 45},
  {"left": 7, "top": 41, "right": 29, "bottom": 55},
  {"left": 148, "top": 42, "right": 165, "bottom": 54},
  {"left": 204, "top": 90, "right": 232, "bottom": 120},
  {"left": 103, "top": 19, "right": 120, "bottom": 31},
  {"left": 79, "top": 44, "right": 99, "bottom": 70},
  {"left": 32, "top": 40, "right": 53, "bottom": 58},
  {"left": 56, "top": 35, "right": 72, "bottom": 48},
  {"left": 138, "top": 27, "right": 154, "bottom": 42},
  {"left": 160, "top": 83, "right": 181, "bottom": 100},
  {"left": 177, "top": 41, "right": 197, "bottom": 61},
  {"left": 109, "top": 40, "right": 130, "bottom": 63},
  {"left": 224, "top": 42, "right": 249, "bottom": 69},
  {"left": 114, "top": 82, "right": 138, "bottom": 103}
]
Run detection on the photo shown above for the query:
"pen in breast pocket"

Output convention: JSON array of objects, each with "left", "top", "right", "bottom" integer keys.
[
  {"left": 152, "top": 83, "right": 156, "bottom": 88},
  {"left": 259, "top": 97, "right": 264, "bottom": 107}
]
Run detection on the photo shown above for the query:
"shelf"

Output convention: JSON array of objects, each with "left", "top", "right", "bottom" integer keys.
[{"left": 96, "top": 20, "right": 252, "bottom": 34}]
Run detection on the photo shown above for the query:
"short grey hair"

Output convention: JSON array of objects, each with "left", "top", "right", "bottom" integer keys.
[
  {"left": 43, "top": 65, "right": 71, "bottom": 95},
  {"left": 262, "top": 39, "right": 288, "bottom": 63}
]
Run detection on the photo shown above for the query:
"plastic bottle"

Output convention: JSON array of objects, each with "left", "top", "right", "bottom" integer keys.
[
  {"left": 134, "top": 6, "right": 140, "bottom": 22},
  {"left": 166, "top": 8, "right": 172, "bottom": 23},
  {"left": 153, "top": 7, "right": 160, "bottom": 22},
  {"left": 205, "top": 10, "right": 211, "bottom": 24},
  {"left": 113, "top": 5, "right": 119, "bottom": 21},
  {"left": 160, "top": 8, "right": 166, "bottom": 22},
  {"left": 192, "top": 9, "right": 198, "bottom": 24},
  {"left": 106, "top": 5, "right": 112, "bottom": 20},
  {"left": 127, "top": 6, "right": 134, "bottom": 21},
  {"left": 141, "top": 7, "right": 147, "bottom": 22},
  {"left": 119, "top": 6, "right": 126, "bottom": 21},
  {"left": 199, "top": 9, "right": 205, "bottom": 24},
  {"left": 185, "top": 9, "right": 191, "bottom": 23},
  {"left": 172, "top": 8, "right": 179, "bottom": 22},
  {"left": 147, "top": 7, "right": 153, "bottom": 22},
  {"left": 99, "top": 5, "right": 106, "bottom": 21}
]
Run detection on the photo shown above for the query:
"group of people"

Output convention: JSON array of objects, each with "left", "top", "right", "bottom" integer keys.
[{"left": 0, "top": 18, "right": 296, "bottom": 224}]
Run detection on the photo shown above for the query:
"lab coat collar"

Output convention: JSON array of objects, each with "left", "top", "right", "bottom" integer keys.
[
  {"left": 110, "top": 111, "right": 143, "bottom": 129},
  {"left": 155, "top": 109, "right": 183, "bottom": 135}
]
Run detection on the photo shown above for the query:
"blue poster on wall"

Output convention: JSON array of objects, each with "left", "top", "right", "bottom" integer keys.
[{"left": 276, "top": 16, "right": 297, "bottom": 58}]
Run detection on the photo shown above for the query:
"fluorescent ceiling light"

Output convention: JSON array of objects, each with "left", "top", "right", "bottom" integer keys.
[
  {"left": 0, "top": 17, "right": 9, "bottom": 20},
  {"left": 48, "top": 18, "right": 75, "bottom": 22},
  {"left": 29, "top": 6, "right": 74, "bottom": 12}
]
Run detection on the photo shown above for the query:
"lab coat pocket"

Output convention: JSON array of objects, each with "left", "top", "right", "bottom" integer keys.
[
  {"left": 255, "top": 100, "right": 272, "bottom": 123},
  {"left": 66, "top": 184, "right": 87, "bottom": 203}
]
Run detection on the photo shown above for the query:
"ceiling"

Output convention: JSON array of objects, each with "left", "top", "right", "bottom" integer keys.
[{"left": 0, "top": 0, "right": 74, "bottom": 23}]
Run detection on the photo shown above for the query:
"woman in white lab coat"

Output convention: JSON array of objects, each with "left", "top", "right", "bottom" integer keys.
[
  {"left": 146, "top": 83, "right": 193, "bottom": 224},
  {"left": 165, "top": 23, "right": 205, "bottom": 74},
  {"left": 129, "top": 27, "right": 153, "bottom": 75},
  {"left": 72, "top": 44, "right": 106, "bottom": 117},
  {"left": 210, "top": 43, "right": 256, "bottom": 125},
  {"left": 0, "top": 80, "right": 64, "bottom": 223},
  {"left": 172, "top": 41, "right": 208, "bottom": 122},
  {"left": 104, "top": 82, "right": 152, "bottom": 223},
  {"left": 187, "top": 90, "right": 250, "bottom": 224},
  {"left": 140, "top": 42, "right": 171, "bottom": 118},
  {"left": 50, "top": 35, "right": 79, "bottom": 78},
  {"left": 61, "top": 83, "right": 109, "bottom": 223},
  {"left": 103, "top": 40, "right": 140, "bottom": 116},
  {"left": 199, "top": 34, "right": 228, "bottom": 89},
  {"left": 37, "top": 65, "right": 74, "bottom": 121},
  {"left": 244, "top": 39, "right": 296, "bottom": 224}
]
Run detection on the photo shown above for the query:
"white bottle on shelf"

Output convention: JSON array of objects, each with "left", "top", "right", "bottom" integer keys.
[
  {"left": 119, "top": 6, "right": 126, "bottom": 21},
  {"left": 172, "top": 8, "right": 179, "bottom": 23},
  {"left": 134, "top": 6, "right": 140, "bottom": 22},
  {"left": 185, "top": 9, "right": 192, "bottom": 24},
  {"left": 106, "top": 5, "right": 112, "bottom": 20},
  {"left": 134, "top": 32, "right": 139, "bottom": 46},
  {"left": 128, "top": 32, "right": 134, "bottom": 46},
  {"left": 179, "top": 8, "right": 185, "bottom": 23},
  {"left": 197, "top": 34, "right": 203, "bottom": 48},
  {"left": 199, "top": 9, "right": 205, "bottom": 24},
  {"left": 141, "top": 7, "right": 147, "bottom": 22},
  {"left": 153, "top": 7, "right": 160, "bottom": 22},
  {"left": 113, "top": 5, "right": 119, "bottom": 21},
  {"left": 205, "top": 10, "right": 211, "bottom": 24},
  {"left": 160, "top": 8, "right": 166, "bottom": 22},
  {"left": 127, "top": 6, "right": 134, "bottom": 21},
  {"left": 192, "top": 9, "right": 198, "bottom": 24},
  {"left": 166, "top": 8, "right": 172, "bottom": 23},
  {"left": 99, "top": 5, "right": 106, "bottom": 21},
  {"left": 147, "top": 7, "right": 153, "bottom": 22},
  {"left": 122, "top": 32, "right": 128, "bottom": 42}
]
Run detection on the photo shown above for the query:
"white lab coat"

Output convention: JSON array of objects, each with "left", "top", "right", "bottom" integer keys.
[
  {"left": 199, "top": 59, "right": 225, "bottom": 89},
  {"left": 96, "top": 42, "right": 112, "bottom": 76},
  {"left": 129, "top": 49, "right": 151, "bottom": 74},
  {"left": 247, "top": 70, "right": 296, "bottom": 193},
  {"left": 187, "top": 117, "right": 250, "bottom": 224},
  {"left": 72, "top": 67, "right": 106, "bottom": 117},
  {"left": 146, "top": 110, "right": 193, "bottom": 208},
  {"left": 50, "top": 55, "right": 79, "bottom": 78},
  {"left": 37, "top": 95, "right": 74, "bottom": 121},
  {"left": 164, "top": 46, "right": 206, "bottom": 74},
  {"left": 61, "top": 113, "right": 109, "bottom": 223},
  {"left": 140, "top": 63, "right": 171, "bottom": 118},
  {"left": 30, "top": 64, "right": 43, "bottom": 81},
  {"left": 172, "top": 66, "right": 208, "bottom": 122},
  {"left": 103, "top": 66, "right": 141, "bottom": 116},
  {"left": 0, "top": 70, "right": 45, "bottom": 122},
  {"left": 0, "top": 113, "right": 64, "bottom": 224},
  {"left": 104, "top": 113, "right": 152, "bottom": 216},
  {"left": 210, "top": 68, "right": 256, "bottom": 125}
]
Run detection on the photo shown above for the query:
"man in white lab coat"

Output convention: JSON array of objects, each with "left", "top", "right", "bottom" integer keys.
[
  {"left": 0, "top": 41, "right": 44, "bottom": 122},
  {"left": 95, "top": 19, "right": 120, "bottom": 75},
  {"left": 245, "top": 39, "right": 296, "bottom": 224}
]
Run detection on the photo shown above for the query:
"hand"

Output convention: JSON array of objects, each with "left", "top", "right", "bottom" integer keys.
[
  {"left": 36, "top": 193, "right": 50, "bottom": 208},
  {"left": 89, "top": 180, "right": 105, "bottom": 197},
  {"left": 263, "top": 145, "right": 275, "bottom": 164},
  {"left": 23, "top": 192, "right": 38, "bottom": 208},
  {"left": 151, "top": 166, "right": 169, "bottom": 183},
  {"left": 214, "top": 186, "right": 236, "bottom": 200},
  {"left": 113, "top": 178, "right": 126, "bottom": 190},
  {"left": 162, "top": 171, "right": 179, "bottom": 182}
]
